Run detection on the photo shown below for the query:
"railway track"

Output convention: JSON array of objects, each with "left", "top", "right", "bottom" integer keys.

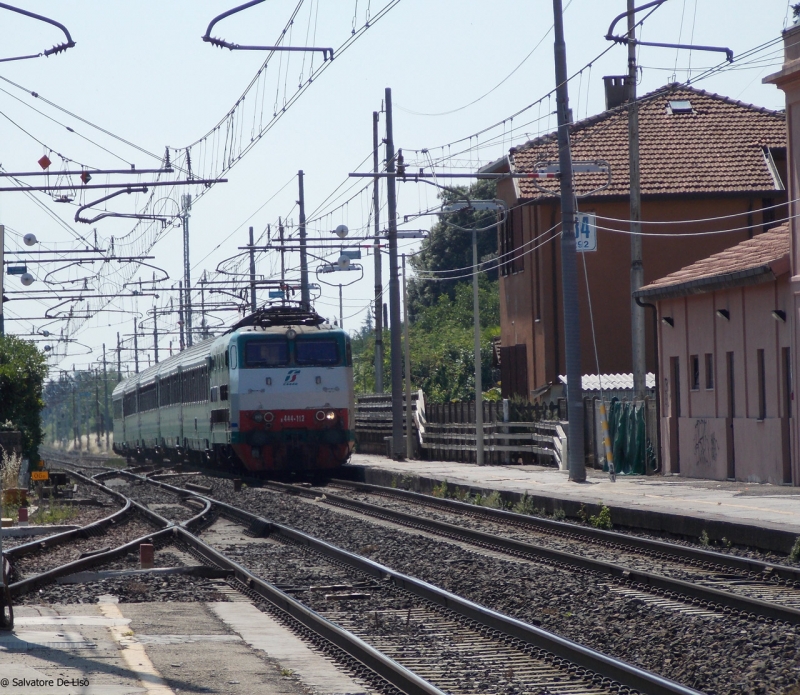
[
  {"left": 32, "top": 455, "right": 703, "bottom": 695},
  {"left": 256, "top": 478, "right": 800, "bottom": 626}
]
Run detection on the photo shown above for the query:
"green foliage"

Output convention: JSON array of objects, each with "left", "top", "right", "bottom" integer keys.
[
  {"left": 407, "top": 179, "right": 499, "bottom": 316},
  {"left": 0, "top": 335, "right": 48, "bottom": 462},
  {"left": 31, "top": 492, "right": 78, "bottom": 525},
  {"left": 589, "top": 505, "right": 612, "bottom": 530},
  {"left": 577, "top": 503, "right": 589, "bottom": 523},
  {"left": 451, "top": 486, "right": 469, "bottom": 502},
  {"left": 699, "top": 529, "right": 711, "bottom": 547},
  {"left": 512, "top": 493, "right": 538, "bottom": 516},
  {"left": 478, "top": 490, "right": 505, "bottom": 509},
  {"left": 352, "top": 277, "right": 500, "bottom": 403},
  {"left": 431, "top": 480, "right": 448, "bottom": 498},
  {"left": 553, "top": 508, "right": 566, "bottom": 521},
  {"left": 790, "top": 537, "right": 800, "bottom": 563}
]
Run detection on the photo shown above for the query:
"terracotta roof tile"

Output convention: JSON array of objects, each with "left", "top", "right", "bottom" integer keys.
[
  {"left": 635, "top": 223, "right": 789, "bottom": 300},
  {"left": 509, "top": 85, "right": 786, "bottom": 199}
]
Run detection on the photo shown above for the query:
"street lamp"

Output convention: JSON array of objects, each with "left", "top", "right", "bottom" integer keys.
[{"left": 441, "top": 200, "right": 507, "bottom": 466}]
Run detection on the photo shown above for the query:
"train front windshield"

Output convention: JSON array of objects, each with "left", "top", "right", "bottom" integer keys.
[
  {"left": 296, "top": 338, "right": 339, "bottom": 366},
  {"left": 245, "top": 337, "right": 289, "bottom": 367}
]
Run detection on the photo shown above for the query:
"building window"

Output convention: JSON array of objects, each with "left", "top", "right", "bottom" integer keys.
[
  {"left": 757, "top": 349, "right": 766, "bottom": 420},
  {"left": 690, "top": 355, "right": 700, "bottom": 390},
  {"left": 705, "top": 353, "right": 714, "bottom": 390},
  {"left": 499, "top": 208, "right": 524, "bottom": 276}
]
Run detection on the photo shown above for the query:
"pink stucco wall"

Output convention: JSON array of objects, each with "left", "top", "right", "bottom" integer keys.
[{"left": 657, "top": 276, "right": 792, "bottom": 484}]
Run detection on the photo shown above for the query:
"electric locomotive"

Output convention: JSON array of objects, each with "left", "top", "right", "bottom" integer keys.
[{"left": 112, "top": 306, "right": 355, "bottom": 473}]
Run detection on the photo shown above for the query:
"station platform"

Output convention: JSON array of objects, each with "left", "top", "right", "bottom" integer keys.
[
  {"left": 346, "top": 454, "right": 800, "bottom": 556},
  {"left": 0, "top": 599, "right": 366, "bottom": 695}
]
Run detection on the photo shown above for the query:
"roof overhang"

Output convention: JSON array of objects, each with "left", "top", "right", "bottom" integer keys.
[
  {"left": 478, "top": 155, "right": 510, "bottom": 175},
  {"left": 633, "top": 259, "right": 788, "bottom": 302}
]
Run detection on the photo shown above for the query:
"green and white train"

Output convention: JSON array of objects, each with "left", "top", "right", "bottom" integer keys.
[{"left": 112, "top": 306, "right": 355, "bottom": 473}]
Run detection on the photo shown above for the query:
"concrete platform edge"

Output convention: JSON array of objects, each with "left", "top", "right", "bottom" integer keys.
[{"left": 353, "top": 465, "right": 799, "bottom": 555}]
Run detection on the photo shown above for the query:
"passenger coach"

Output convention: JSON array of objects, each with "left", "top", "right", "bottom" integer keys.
[{"left": 112, "top": 306, "right": 355, "bottom": 473}]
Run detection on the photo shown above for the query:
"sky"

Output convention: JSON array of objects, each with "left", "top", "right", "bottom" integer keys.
[{"left": 0, "top": 0, "right": 793, "bottom": 376}]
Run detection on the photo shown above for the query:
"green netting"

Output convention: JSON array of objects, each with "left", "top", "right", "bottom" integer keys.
[{"left": 602, "top": 399, "right": 656, "bottom": 475}]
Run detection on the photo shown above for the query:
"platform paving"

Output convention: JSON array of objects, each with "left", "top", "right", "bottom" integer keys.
[
  {"left": 347, "top": 453, "right": 800, "bottom": 553},
  {"left": 0, "top": 599, "right": 368, "bottom": 695}
]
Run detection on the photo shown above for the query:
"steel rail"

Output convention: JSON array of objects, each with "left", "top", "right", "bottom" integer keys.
[
  {"left": 83, "top": 469, "right": 446, "bottom": 695},
  {"left": 279, "top": 483, "right": 800, "bottom": 626},
  {"left": 330, "top": 480, "right": 800, "bottom": 583},
  {"left": 5, "top": 473, "right": 134, "bottom": 562},
  {"left": 124, "top": 471, "right": 700, "bottom": 695},
  {"left": 173, "top": 526, "right": 445, "bottom": 695},
  {"left": 9, "top": 526, "right": 174, "bottom": 598},
  {"left": 192, "top": 496, "right": 703, "bottom": 695}
]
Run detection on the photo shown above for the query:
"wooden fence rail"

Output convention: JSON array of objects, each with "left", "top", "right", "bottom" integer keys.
[{"left": 354, "top": 392, "right": 658, "bottom": 471}]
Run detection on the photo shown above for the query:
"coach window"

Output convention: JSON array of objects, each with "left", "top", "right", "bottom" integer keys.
[
  {"left": 229, "top": 345, "right": 238, "bottom": 369},
  {"left": 245, "top": 337, "right": 289, "bottom": 368},
  {"left": 296, "top": 337, "right": 339, "bottom": 366}
]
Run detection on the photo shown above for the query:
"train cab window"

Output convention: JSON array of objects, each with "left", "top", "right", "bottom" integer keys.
[
  {"left": 245, "top": 338, "right": 289, "bottom": 367},
  {"left": 296, "top": 338, "right": 339, "bottom": 366}
]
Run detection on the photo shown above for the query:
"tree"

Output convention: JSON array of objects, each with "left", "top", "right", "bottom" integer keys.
[
  {"left": 0, "top": 335, "right": 48, "bottom": 462},
  {"left": 407, "top": 178, "right": 499, "bottom": 318},
  {"left": 351, "top": 277, "right": 501, "bottom": 402}
]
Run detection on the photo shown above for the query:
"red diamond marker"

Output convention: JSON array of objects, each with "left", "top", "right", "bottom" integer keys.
[
  {"left": 80, "top": 171, "right": 92, "bottom": 184},
  {"left": 38, "top": 155, "right": 51, "bottom": 170}
]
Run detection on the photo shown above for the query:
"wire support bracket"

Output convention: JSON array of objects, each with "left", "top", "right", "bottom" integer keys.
[
  {"left": 0, "top": 2, "right": 75, "bottom": 63},
  {"left": 605, "top": 0, "right": 733, "bottom": 63},
  {"left": 202, "top": 0, "right": 333, "bottom": 60}
]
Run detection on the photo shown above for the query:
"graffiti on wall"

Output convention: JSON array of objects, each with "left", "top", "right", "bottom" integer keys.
[{"left": 694, "top": 419, "right": 718, "bottom": 467}]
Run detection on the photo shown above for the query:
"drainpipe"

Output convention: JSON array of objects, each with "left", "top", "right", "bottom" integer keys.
[{"left": 635, "top": 296, "right": 661, "bottom": 473}]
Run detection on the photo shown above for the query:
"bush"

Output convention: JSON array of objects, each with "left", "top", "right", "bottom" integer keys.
[{"left": 589, "top": 505, "right": 613, "bottom": 530}]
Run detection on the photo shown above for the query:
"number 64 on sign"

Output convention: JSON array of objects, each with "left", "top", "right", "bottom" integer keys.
[{"left": 575, "top": 212, "right": 597, "bottom": 252}]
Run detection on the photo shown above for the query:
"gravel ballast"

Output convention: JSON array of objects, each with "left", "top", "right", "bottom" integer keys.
[{"left": 192, "top": 478, "right": 800, "bottom": 695}]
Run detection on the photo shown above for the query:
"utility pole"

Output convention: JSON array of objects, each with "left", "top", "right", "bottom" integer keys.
[
  {"left": 552, "top": 0, "right": 585, "bottom": 482},
  {"left": 472, "top": 225, "right": 484, "bottom": 466},
  {"left": 298, "top": 171, "right": 310, "bottom": 308},
  {"left": 373, "top": 111, "right": 385, "bottom": 392},
  {"left": 103, "top": 343, "right": 110, "bottom": 450},
  {"left": 95, "top": 369, "right": 101, "bottom": 448},
  {"left": 278, "top": 218, "right": 286, "bottom": 285},
  {"left": 71, "top": 384, "right": 77, "bottom": 449},
  {"left": 249, "top": 226, "right": 257, "bottom": 313},
  {"left": 339, "top": 284, "right": 344, "bottom": 329},
  {"left": 133, "top": 317, "right": 140, "bottom": 374},
  {"left": 116, "top": 332, "right": 122, "bottom": 383},
  {"left": 628, "top": 0, "right": 645, "bottom": 400},
  {"left": 200, "top": 272, "right": 208, "bottom": 339},
  {"left": 178, "top": 283, "right": 185, "bottom": 351},
  {"left": 402, "top": 255, "right": 413, "bottom": 460},
  {"left": 152, "top": 307, "right": 159, "bottom": 364},
  {"left": 385, "top": 87, "right": 404, "bottom": 460},
  {"left": 0, "top": 224, "right": 4, "bottom": 336},
  {"left": 182, "top": 194, "right": 193, "bottom": 346}
]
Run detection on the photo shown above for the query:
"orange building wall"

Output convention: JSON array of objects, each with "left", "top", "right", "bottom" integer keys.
[{"left": 498, "top": 189, "right": 787, "bottom": 399}]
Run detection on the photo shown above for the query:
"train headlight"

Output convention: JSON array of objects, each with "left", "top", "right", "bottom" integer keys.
[
  {"left": 253, "top": 412, "right": 264, "bottom": 423},
  {"left": 325, "top": 410, "right": 336, "bottom": 421},
  {"left": 263, "top": 411, "right": 274, "bottom": 423}
]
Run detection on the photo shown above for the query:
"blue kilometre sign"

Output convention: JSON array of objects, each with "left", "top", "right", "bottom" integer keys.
[{"left": 575, "top": 212, "right": 597, "bottom": 252}]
